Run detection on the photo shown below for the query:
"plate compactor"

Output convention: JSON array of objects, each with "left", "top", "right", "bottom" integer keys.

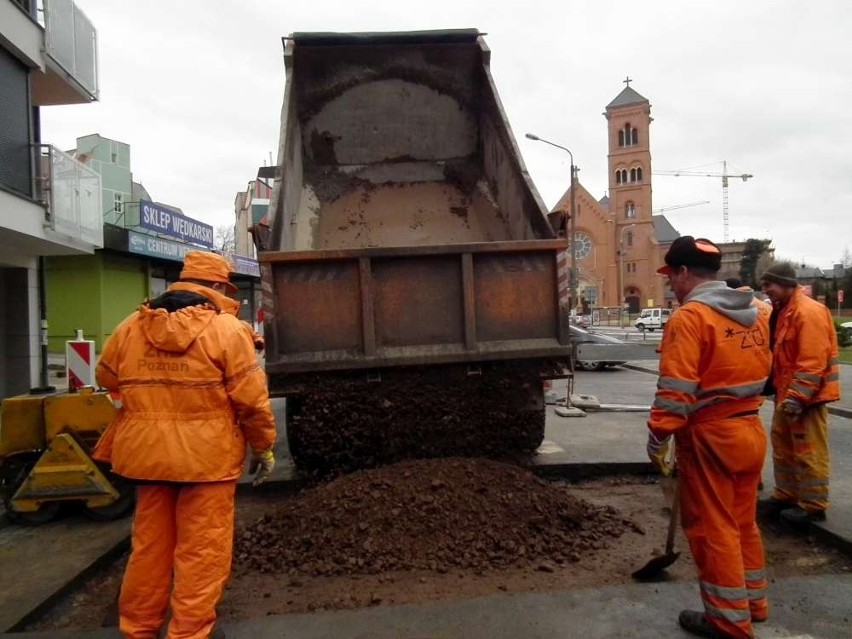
[{"left": 0, "top": 388, "right": 132, "bottom": 525}]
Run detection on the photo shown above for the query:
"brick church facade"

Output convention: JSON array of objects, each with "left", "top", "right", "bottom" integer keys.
[{"left": 549, "top": 83, "right": 675, "bottom": 313}]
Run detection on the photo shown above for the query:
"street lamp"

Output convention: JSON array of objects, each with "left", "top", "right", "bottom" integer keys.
[
  {"left": 617, "top": 223, "right": 636, "bottom": 323},
  {"left": 525, "top": 133, "right": 577, "bottom": 313}
]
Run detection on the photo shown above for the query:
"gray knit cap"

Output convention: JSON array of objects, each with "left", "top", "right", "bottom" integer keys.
[{"left": 760, "top": 262, "right": 798, "bottom": 287}]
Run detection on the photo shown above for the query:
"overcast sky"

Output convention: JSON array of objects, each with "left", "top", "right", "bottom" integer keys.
[{"left": 42, "top": 0, "right": 851, "bottom": 269}]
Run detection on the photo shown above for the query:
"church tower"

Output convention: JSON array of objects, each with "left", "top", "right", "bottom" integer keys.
[{"left": 605, "top": 80, "right": 655, "bottom": 311}]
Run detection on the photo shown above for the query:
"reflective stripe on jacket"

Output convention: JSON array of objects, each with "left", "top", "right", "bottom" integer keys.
[
  {"left": 771, "top": 287, "right": 840, "bottom": 409},
  {"left": 94, "top": 282, "right": 276, "bottom": 482},
  {"left": 650, "top": 282, "right": 772, "bottom": 438}
]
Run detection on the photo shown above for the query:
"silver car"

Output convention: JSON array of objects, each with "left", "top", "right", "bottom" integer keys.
[{"left": 568, "top": 325, "right": 628, "bottom": 371}]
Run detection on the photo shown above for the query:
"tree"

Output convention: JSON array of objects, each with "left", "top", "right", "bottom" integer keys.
[
  {"left": 738, "top": 239, "right": 769, "bottom": 288},
  {"left": 215, "top": 225, "right": 235, "bottom": 253}
]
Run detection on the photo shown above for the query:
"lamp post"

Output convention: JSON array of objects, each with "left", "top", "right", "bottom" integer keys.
[
  {"left": 617, "top": 223, "right": 635, "bottom": 324},
  {"left": 525, "top": 133, "right": 577, "bottom": 312}
]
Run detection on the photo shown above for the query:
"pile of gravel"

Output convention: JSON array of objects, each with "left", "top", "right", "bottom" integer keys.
[{"left": 234, "top": 458, "right": 637, "bottom": 576}]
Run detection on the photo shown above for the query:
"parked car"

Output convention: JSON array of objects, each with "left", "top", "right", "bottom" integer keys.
[
  {"left": 841, "top": 321, "right": 852, "bottom": 340},
  {"left": 634, "top": 307, "right": 672, "bottom": 332},
  {"left": 568, "top": 325, "right": 628, "bottom": 371}
]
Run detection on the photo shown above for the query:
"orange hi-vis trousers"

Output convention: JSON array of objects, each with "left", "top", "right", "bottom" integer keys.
[
  {"left": 770, "top": 403, "right": 830, "bottom": 513},
  {"left": 676, "top": 414, "right": 769, "bottom": 639},
  {"left": 120, "top": 482, "right": 236, "bottom": 639}
]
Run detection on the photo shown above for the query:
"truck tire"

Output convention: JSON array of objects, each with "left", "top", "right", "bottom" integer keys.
[{"left": 635, "top": 323, "right": 645, "bottom": 331}]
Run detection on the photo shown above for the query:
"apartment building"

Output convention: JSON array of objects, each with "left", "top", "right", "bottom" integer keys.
[{"left": 0, "top": 0, "right": 101, "bottom": 398}]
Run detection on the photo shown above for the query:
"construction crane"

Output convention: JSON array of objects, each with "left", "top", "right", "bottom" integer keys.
[
  {"left": 653, "top": 161, "right": 753, "bottom": 242},
  {"left": 652, "top": 200, "right": 711, "bottom": 214}
]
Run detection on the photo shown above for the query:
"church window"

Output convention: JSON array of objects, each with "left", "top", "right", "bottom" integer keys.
[
  {"left": 625, "top": 202, "right": 636, "bottom": 218},
  {"left": 627, "top": 231, "right": 634, "bottom": 247},
  {"left": 619, "top": 124, "right": 639, "bottom": 147},
  {"left": 630, "top": 168, "right": 637, "bottom": 182}
]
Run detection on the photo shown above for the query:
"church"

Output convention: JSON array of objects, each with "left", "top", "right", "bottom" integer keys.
[{"left": 547, "top": 81, "right": 679, "bottom": 313}]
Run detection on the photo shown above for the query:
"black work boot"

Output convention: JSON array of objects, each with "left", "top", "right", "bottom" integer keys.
[
  {"left": 678, "top": 610, "right": 733, "bottom": 638},
  {"left": 780, "top": 507, "right": 826, "bottom": 525},
  {"left": 756, "top": 497, "right": 794, "bottom": 519}
]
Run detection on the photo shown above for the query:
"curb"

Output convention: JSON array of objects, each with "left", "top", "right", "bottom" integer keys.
[{"left": 5, "top": 536, "right": 130, "bottom": 633}]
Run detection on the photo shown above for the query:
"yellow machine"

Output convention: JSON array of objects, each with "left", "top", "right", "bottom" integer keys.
[{"left": 0, "top": 388, "right": 133, "bottom": 525}]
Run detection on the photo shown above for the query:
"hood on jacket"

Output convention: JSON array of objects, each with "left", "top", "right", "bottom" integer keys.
[
  {"left": 139, "top": 284, "right": 221, "bottom": 354},
  {"left": 683, "top": 280, "right": 759, "bottom": 327}
]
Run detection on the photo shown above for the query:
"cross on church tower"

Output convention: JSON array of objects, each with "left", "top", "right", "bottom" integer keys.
[{"left": 623, "top": 76, "right": 632, "bottom": 87}]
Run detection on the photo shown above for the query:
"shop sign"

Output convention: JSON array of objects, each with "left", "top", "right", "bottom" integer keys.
[
  {"left": 139, "top": 200, "right": 214, "bottom": 249},
  {"left": 128, "top": 230, "right": 200, "bottom": 262}
]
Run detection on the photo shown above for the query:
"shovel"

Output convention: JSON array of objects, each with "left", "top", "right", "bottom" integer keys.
[{"left": 632, "top": 476, "right": 681, "bottom": 581}]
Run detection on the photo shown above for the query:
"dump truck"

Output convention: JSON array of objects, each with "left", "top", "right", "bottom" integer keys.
[{"left": 258, "top": 29, "right": 572, "bottom": 473}]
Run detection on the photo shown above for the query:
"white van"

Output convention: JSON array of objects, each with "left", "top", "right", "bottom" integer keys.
[{"left": 634, "top": 307, "right": 672, "bottom": 332}]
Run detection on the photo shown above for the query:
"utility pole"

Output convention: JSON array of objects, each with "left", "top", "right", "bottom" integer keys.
[{"left": 525, "top": 133, "right": 577, "bottom": 312}]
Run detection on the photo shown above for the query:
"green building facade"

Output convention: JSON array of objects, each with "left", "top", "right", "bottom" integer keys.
[{"left": 46, "top": 135, "right": 259, "bottom": 353}]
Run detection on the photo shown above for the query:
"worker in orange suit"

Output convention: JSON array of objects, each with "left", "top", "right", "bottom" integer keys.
[
  {"left": 757, "top": 262, "right": 840, "bottom": 525},
  {"left": 94, "top": 251, "right": 277, "bottom": 639},
  {"left": 646, "top": 236, "right": 772, "bottom": 639}
]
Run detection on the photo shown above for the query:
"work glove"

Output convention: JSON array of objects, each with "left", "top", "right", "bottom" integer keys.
[
  {"left": 781, "top": 401, "right": 802, "bottom": 424},
  {"left": 646, "top": 431, "right": 674, "bottom": 477},
  {"left": 249, "top": 448, "right": 275, "bottom": 487}
]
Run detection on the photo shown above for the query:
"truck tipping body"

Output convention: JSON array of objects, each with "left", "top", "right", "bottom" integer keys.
[{"left": 259, "top": 30, "right": 569, "bottom": 473}]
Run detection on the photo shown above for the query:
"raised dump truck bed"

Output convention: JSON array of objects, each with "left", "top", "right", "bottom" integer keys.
[
  {"left": 259, "top": 30, "right": 568, "bottom": 472},
  {"left": 262, "top": 240, "right": 568, "bottom": 375}
]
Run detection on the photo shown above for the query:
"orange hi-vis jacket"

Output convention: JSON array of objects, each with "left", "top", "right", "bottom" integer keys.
[
  {"left": 94, "top": 282, "right": 276, "bottom": 482},
  {"left": 650, "top": 282, "right": 772, "bottom": 439},
  {"left": 771, "top": 287, "right": 840, "bottom": 410}
]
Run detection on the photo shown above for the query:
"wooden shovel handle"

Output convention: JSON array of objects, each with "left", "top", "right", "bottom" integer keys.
[{"left": 665, "top": 478, "right": 680, "bottom": 554}]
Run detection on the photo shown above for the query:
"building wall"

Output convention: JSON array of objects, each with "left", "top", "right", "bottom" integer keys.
[
  {"left": 45, "top": 252, "right": 147, "bottom": 352},
  {"left": 76, "top": 134, "right": 132, "bottom": 225}
]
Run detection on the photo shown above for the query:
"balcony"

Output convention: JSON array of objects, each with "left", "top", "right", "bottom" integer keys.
[
  {"left": 36, "top": 144, "right": 103, "bottom": 248},
  {"left": 31, "top": 0, "right": 99, "bottom": 105}
]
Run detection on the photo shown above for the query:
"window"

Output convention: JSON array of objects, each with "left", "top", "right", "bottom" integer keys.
[
  {"left": 111, "top": 152, "right": 118, "bottom": 163},
  {"left": 615, "top": 168, "right": 628, "bottom": 184},
  {"left": 0, "top": 49, "right": 31, "bottom": 196},
  {"left": 630, "top": 168, "right": 636, "bottom": 182},
  {"left": 114, "top": 192, "right": 124, "bottom": 214},
  {"left": 572, "top": 231, "right": 593, "bottom": 260},
  {"left": 619, "top": 124, "right": 639, "bottom": 147},
  {"left": 627, "top": 231, "right": 633, "bottom": 247},
  {"left": 625, "top": 202, "right": 636, "bottom": 219},
  {"left": 636, "top": 166, "right": 643, "bottom": 181}
]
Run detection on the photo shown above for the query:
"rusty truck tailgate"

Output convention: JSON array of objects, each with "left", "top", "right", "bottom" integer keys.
[{"left": 261, "top": 240, "right": 568, "bottom": 373}]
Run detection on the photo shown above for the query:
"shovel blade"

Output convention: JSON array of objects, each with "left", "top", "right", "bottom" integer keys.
[{"left": 631, "top": 551, "right": 682, "bottom": 581}]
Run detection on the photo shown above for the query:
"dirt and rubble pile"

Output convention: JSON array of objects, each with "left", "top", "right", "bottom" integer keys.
[
  {"left": 278, "top": 362, "right": 560, "bottom": 476},
  {"left": 234, "top": 458, "right": 637, "bottom": 576}
]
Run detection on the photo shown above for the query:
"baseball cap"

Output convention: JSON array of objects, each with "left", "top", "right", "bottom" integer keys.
[
  {"left": 179, "top": 251, "right": 238, "bottom": 293},
  {"left": 656, "top": 236, "right": 722, "bottom": 276}
]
